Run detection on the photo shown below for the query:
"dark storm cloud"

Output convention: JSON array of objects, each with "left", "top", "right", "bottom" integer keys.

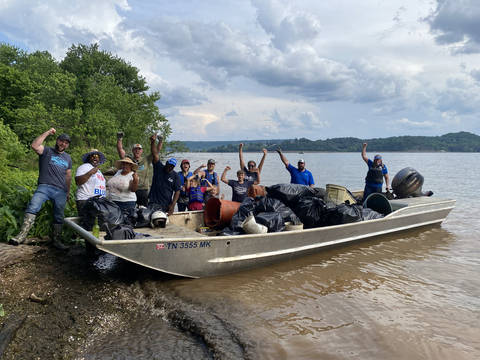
[
  {"left": 425, "top": 0, "right": 480, "bottom": 54},
  {"left": 131, "top": 14, "right": 405, "bottom": 104}
]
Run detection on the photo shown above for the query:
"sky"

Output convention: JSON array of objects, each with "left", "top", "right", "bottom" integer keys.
[{"left": 1, "top": 0, "right": 480, "bottom": 141}]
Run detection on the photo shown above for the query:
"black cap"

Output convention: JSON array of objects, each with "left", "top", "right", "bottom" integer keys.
[{"left": 56, "top": 133, "right": 71, "bottom": 143}]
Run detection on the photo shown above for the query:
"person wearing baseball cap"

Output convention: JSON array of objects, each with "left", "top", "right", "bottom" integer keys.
[
  {"left": 276, "top": 147, "right": 315, "bottom": 187},
  {"left": 361, "top": 143, "right": 389, "bottom": 201},
  {"left": 10, "top": 128, "right": 72, "bottom": 250},
  {"left": 148, "top": 139, "right": 182, "bottom": 215},
  {"left": 193, "top": 158, "right": 220, "bottom": 202},
  {"left": 116, "top": 131, "right": 163, "bottom": 207},
  {"left": 177, "top": 159, "right": 193, "bottom": 211}
]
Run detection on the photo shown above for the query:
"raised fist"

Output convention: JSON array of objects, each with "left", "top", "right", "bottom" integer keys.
[
  {"left": 276, "top": 146, "right": 282, "bottom": 154},
  {"left": 117, "top": 131, "right": 124, "bottom": 139}
]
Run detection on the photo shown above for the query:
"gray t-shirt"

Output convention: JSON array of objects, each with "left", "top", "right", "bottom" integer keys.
[
  {"left": 37, "top": 147, "right": 72, "bottom": 192},
  {"left": 243, "top": 166, "right": 258, "bottom": 183},
  {"left": 228, "top": 179, "right": 254, "bottom": 203}
]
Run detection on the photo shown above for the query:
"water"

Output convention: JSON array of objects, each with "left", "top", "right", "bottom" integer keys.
[{"left": 83, "top": 152, "right": 480, "bottom": 359}]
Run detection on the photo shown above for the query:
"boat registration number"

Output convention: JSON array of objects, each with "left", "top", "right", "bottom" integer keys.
[{"left": 156, "top": 241, "right": 211, "bottom": 250}]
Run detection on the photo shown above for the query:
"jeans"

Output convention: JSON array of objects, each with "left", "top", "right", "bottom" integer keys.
[
  {"left": 26, "top": 184, "right": 68, "bottom": 224},
  {"left": 363, "top": 184, "right": 382, "bottom": 202},
  {"left": 113, "top": 201, "right": 136, "bottom": 212}
]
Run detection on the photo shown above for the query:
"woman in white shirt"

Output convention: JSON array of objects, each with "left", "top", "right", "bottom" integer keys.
[{"left": 107, "top": 157, "right": 139, "bottom": 211}]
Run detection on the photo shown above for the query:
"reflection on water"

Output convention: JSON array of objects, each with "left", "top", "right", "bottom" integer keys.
[{"left": 81, "top": 153, "right": 480, "bottom": 359}]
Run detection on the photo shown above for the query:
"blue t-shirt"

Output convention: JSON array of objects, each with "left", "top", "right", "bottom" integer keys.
[
  {"left": 149, "top": 161, "right": 182, "bottom": 206},
  {"left": 37, "top": 147, "right": 72, "bottom": 192},
  {"left": 178, "top": 171, "right": 193, "bottom": 196},
  {"left": 243, "top": 166, "right": 258, "bottom": 183},
  {"left": 287, "top": 163, "right": 315, "bottom": 186},
  {"left": 365, "top": 159, "right": 388, "bottom": 188},
  {"left": 228, "top": 179, "right": 254, "bottom": 202}
]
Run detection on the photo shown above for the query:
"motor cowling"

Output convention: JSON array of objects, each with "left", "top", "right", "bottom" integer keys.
[{"left": 391, "top": 167, "right": 426, "bottom": 198}]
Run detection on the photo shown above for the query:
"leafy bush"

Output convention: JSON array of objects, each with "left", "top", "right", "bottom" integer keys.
[{"left": 0, "top": 170, "right": 77, "bottom": 243}]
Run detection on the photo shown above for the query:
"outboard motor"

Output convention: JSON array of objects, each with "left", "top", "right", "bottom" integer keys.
[{"left": 391, "top": 167, "right": 433, "bottom": 198}]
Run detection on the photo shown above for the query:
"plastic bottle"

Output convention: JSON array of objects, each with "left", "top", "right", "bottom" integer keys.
[{"left": 92, "top": 217, "right": 100, "bottom": 238}]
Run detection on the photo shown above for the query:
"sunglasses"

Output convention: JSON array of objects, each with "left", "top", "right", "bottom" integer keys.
[
  {"left": 91, "top": 154, "right": 100, "bottom": 158},
  {"left": 248, "top": 164, "right": 255, "bottom": 167}
]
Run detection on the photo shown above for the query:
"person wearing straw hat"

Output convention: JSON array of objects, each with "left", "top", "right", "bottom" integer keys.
[
  {"left": 361, "top": 142, "right": 389, "bottom": 201},
  {"left": 75, "top": 149, "right": 107, "bottom": 216},
  {"left": 116, "top": 131, "right": 163, "bottom": 207},
  {"left": 9, "top": 128, "right": 72, "bottom": 250},
  {"left": 276, "top": 147, "right": 315, "bottom": 187},
  {"left": 107, "top": 157, "right": 139, "bottom": 211},
  {"left": 148, "top": 135, "right": 181, "bottom": 215}
]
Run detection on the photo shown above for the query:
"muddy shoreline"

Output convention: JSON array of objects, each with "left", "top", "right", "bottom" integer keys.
[{"left": 0, "top": 243, "right": 253, "bottom": 359}]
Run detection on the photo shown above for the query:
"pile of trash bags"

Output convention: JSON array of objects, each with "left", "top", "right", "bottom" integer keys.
[
  {"left": 81, "top": 195, "right": 155, "bottom": 231},
  {"left": 219, "top": 183, "right": 384, "bottom": 236}
]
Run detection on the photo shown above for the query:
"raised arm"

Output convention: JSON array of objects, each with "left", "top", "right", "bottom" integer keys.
[
  {"left": 276, "top": 147, "right": 289, "bottom": 168},
  {"left": 193, "top": 164, "right": 206, "bottom": 176},
  {"left": 151, "top": 133, "right": 159, "bottom": 164},
  {"left": 31, "top": 128, "right": 56, "bottom": 155},
  {"left": 116, "top": 131, "right": 126, "bottom": 159},
  {"left": 253, "top": 169, "right": 261, "bottom": 185},
  {"left": 239, "top": 143, "right": 246, "bottom": 170},
  {"left": 156, "top": 133, "right": 163, "bottom": 154},
  {"left": 257, "top": 148, "right": 267, "bottom": 173},
  {"left": 204, "top": 179, "right": 214, "bottom": 192},
  {"left": 361, "top": 143, "right": 369, "bottom": 164},
  {"left": 129, "top": 172, "right": 139, "bottom": 192},
  {"left": 221, "top": 166, "right": 230, "bottom": 184}
]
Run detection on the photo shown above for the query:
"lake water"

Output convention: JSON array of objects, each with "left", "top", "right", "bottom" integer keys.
[{"left": 82, "top": 152, "right": 480, "bottom": 359}]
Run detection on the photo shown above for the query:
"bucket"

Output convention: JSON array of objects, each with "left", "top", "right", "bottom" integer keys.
[
  {"left": 241, "top": 215, "right": 268, "bottom": 234},
  {"left": 204, "top": 198, "right": 241, "bottom": 228},
  {"left": 247, "top": 185, "right": 266, "bottom": 199},
  {"left": 363, "top": 193, "right": 393, "bottom": 215},
  {"left": 325, "top": 184, "right": 357, "bottom": 205}
]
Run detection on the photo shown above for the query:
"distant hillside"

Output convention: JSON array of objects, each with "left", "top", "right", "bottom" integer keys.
[{"left": 183, "top": 132, "right": 480, "bottom": 152}]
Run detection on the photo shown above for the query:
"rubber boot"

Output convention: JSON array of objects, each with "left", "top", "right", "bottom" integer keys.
[
  {"left": 52, "top": 224, "right": 68, "bottom": 250},
  {"left": 9, "top": 213, "right": 36, "bottom": 246}
]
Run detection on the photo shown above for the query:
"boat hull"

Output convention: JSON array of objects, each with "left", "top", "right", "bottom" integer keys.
[{"left": 63, "top": 197, "right": 455, "bottom": 278}]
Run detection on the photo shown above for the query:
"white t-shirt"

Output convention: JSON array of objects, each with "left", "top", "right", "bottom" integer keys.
[
  {"left": 75, "top": 163, "right": 106, "bottom": 201},
  {"left": 107, "top": 170, "right": 137, "bottom": 202}
]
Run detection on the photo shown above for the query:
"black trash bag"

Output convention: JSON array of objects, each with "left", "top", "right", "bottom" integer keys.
[
  {"left": 104, "top": 224, "right": 144, "bottom": 240},
  {"left": 230, "top": 197, "right": 256, "bottom": 232},
  {"left": 255, "top": 212, "right": 285, "bottom": 232},
  {"left": 294, "top": 197, "right": 327, "bottom": 229},
  {"left": 135, "top": 208, "right": 154, "bottom": 228},
  {"left": 312, "top": 187, "right": 326, "bottom": 199},
  {"left": 217, "top": 227, "right": 245, "bottom": 236},
  {"left": 254, "top": 197, "right": 302, "bottom": 225},
  {"left": 123, "top": 207, "right": 138, "bottom": 227},
  {"left": 266, "top": 183, "right": 316, "bottom": 208},
  {"left": 81, "top": 195, "right": 123, "bottom": 231},
  {"left": 323, "top": 203, "right": 363, "bottom": 226},
  {"left": 362, "top": 208, "right": 385, "bottom": 221}
]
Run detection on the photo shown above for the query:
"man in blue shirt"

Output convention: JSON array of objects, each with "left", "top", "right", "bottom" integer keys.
[{"left": 276, "top": 147, "right": 315, "bottom": 187}]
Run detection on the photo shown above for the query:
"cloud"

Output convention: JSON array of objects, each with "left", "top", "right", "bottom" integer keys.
[
  {"left": 298, "top": 111, "right": 330, "bottom": 129},
  {"left": 225, "top": 110, "right": 239, "bottom": 116},
  {"left": 425, "top": 0, "right": 480, "bottom": 54},
  {"left": 157, "top": 85, "right": 209, "bottom": 108},
  {"left": 388, "top": 118, "right": 436, "bottom": 129}
]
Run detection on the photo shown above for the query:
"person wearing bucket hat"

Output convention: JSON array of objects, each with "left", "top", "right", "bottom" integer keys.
[
  {"left": 361, "top": 143, "right": 389, "bottom": 201},
  {"left": 75, "top": 149, "right": 107, "bottom": 216},
  {"left": 148, "top": 138, "right": 181, "bottom": 215},
  {"left": 107, "top": 157, "right": 139, "bottom": 211},
  {"left": 276, "top": 147, "right": 315, "bottom": 187},
  {"left": 116, "top": 131, "right": 163, "bottom": 207},
  {"left": 177, "top": 159, "right": 193, "bottom": 211},
  {"left": 193, "top": 158, "right": 220, "bottom": 202},
  {"left": 9, "top": 128, "right": 72, "bottom": 250}
]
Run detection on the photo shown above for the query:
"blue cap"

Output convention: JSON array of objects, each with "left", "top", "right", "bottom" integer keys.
[
  {"left": 374, "top": 155, "right": 382, "bottom": 160},
  {"left": 166, "top": 158, "right": 177, "bottom": 166}
]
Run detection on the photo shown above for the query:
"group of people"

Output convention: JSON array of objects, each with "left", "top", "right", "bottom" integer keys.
[{"left": 9, "top": 129, "right": 389, "bottom": 249}]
